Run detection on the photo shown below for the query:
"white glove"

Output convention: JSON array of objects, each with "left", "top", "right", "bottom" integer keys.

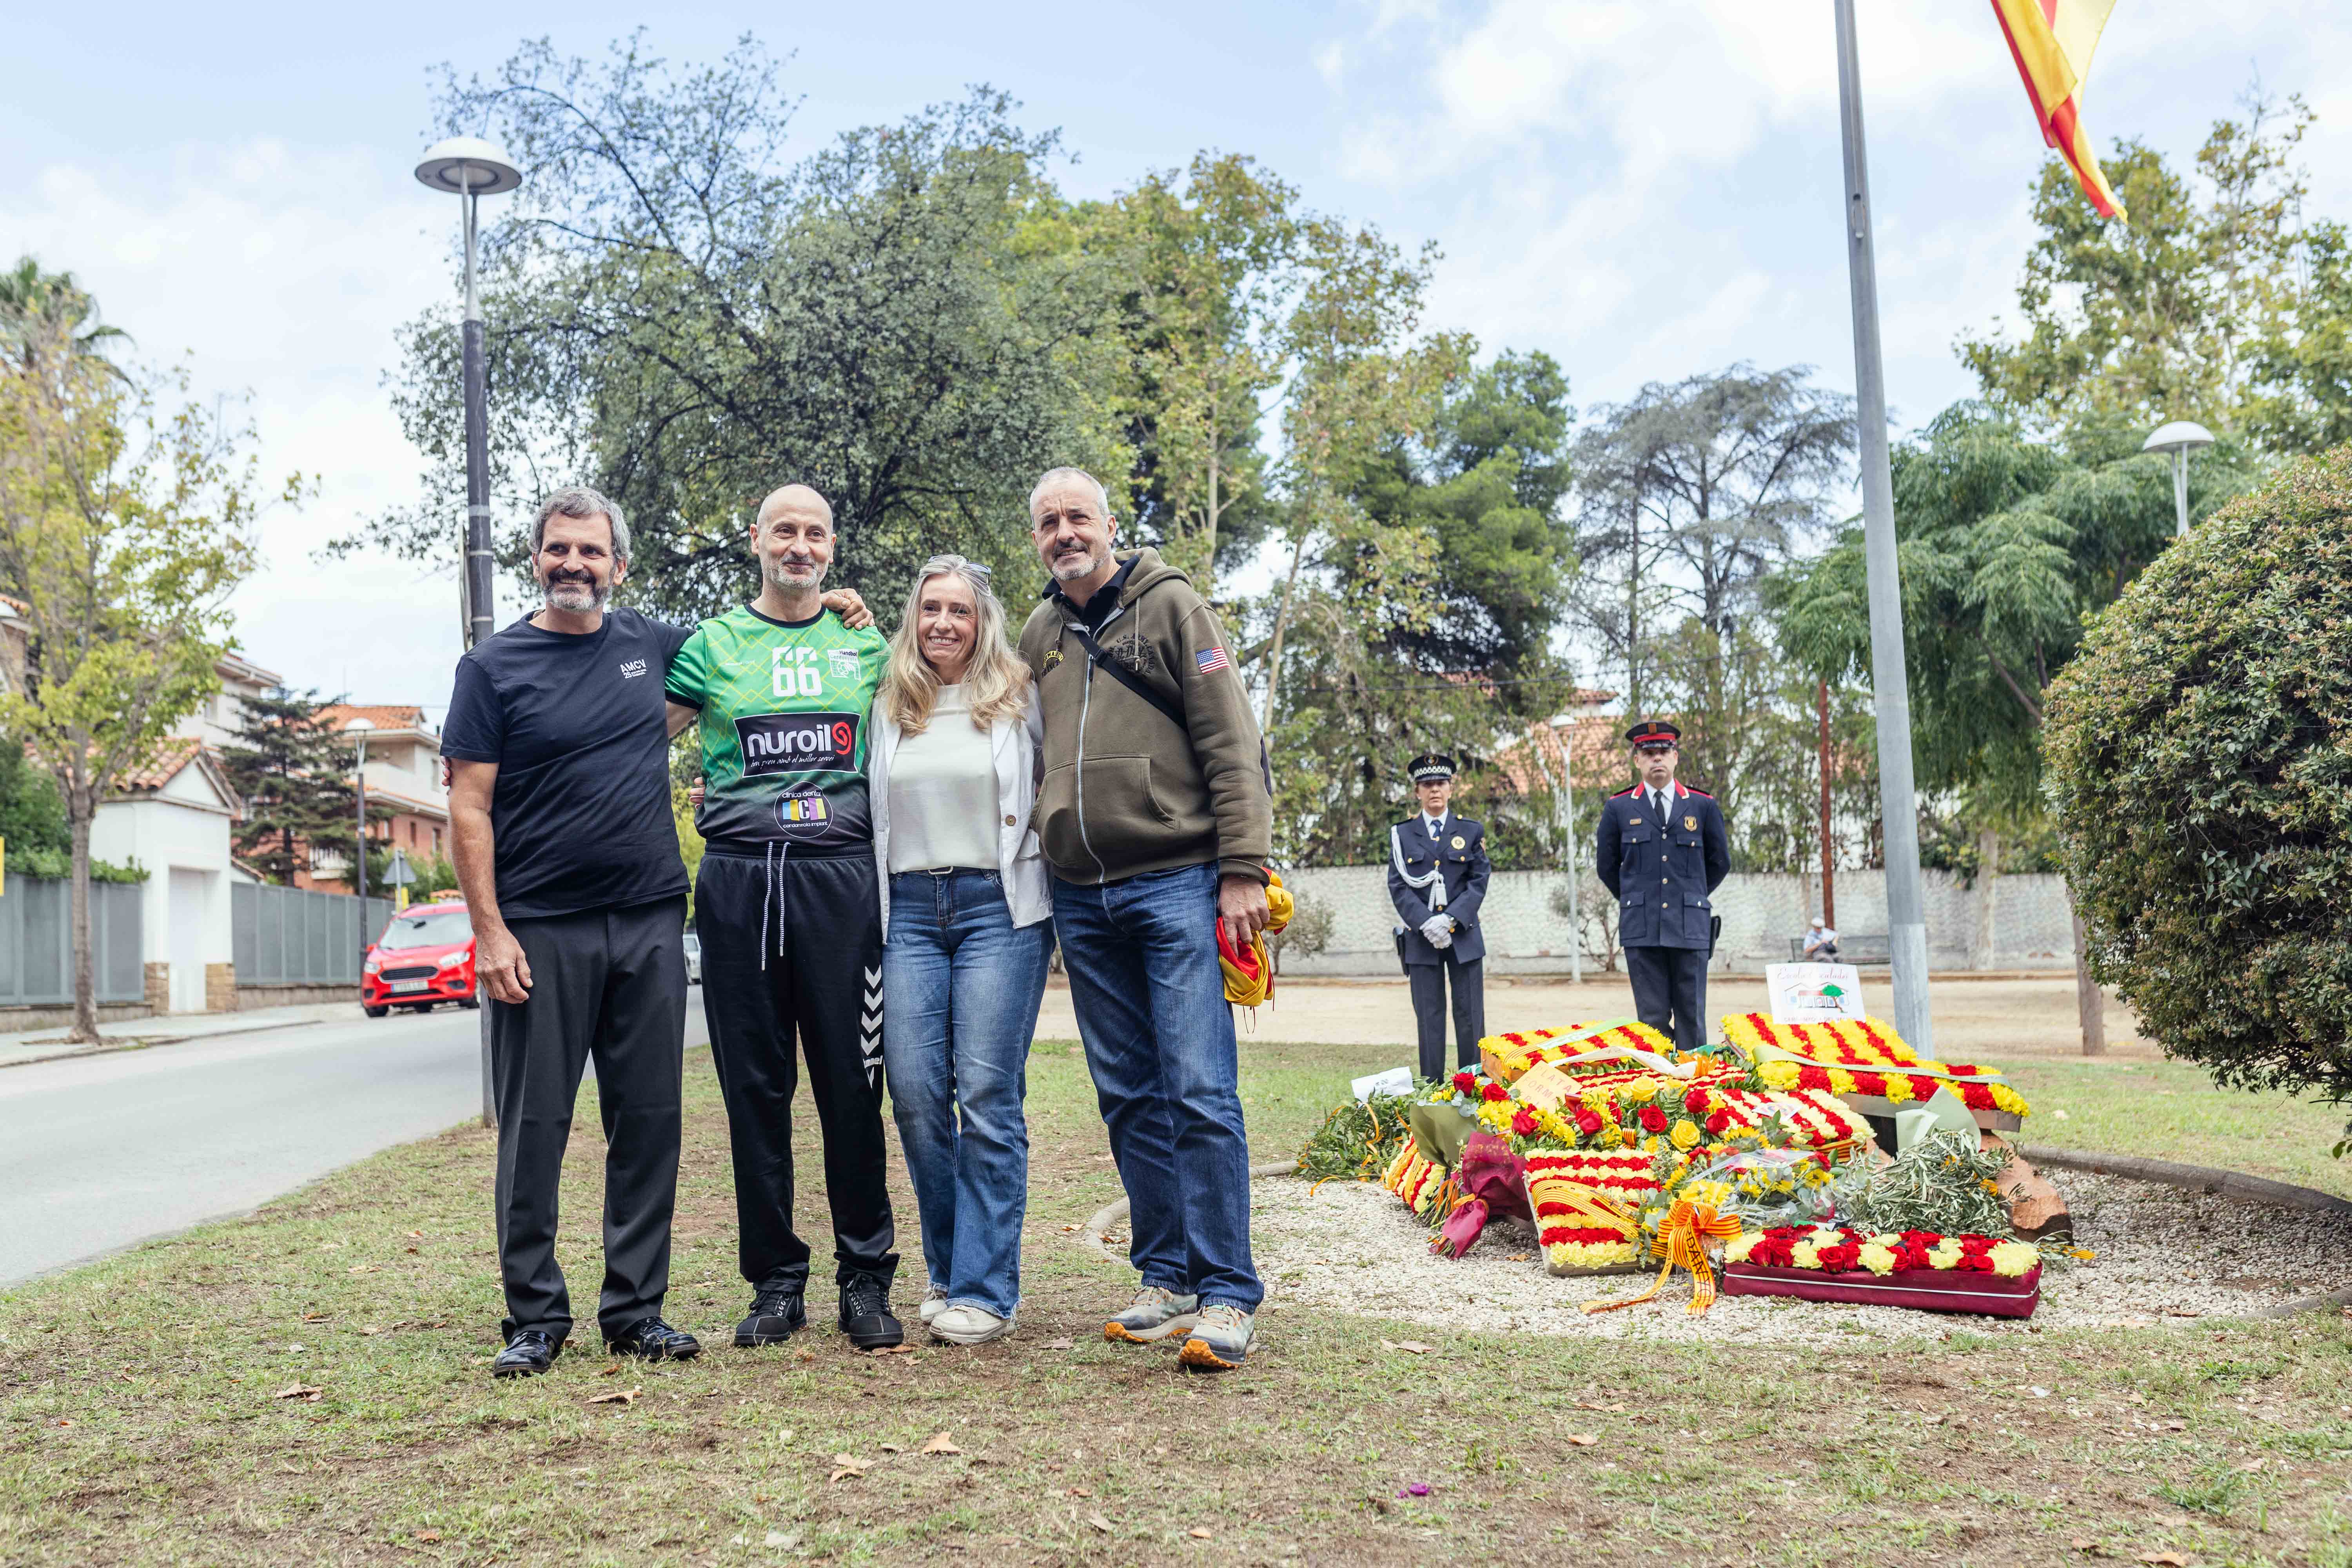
[{"left": 1419, "top": 915, "right": 1454, "bottom": 948}]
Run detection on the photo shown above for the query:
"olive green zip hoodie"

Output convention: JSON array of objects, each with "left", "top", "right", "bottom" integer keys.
[{"left": 1016, "top": 548, "right": 1272, "bottom": 886}]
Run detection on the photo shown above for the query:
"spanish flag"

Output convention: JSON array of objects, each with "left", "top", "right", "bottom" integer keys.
[{"left": 1990, "top": 0, "right": 2126, "bottom": 221}]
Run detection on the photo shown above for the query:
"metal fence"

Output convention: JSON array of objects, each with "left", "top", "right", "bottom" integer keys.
[
  {"left": 0, "top": 876, "right": 145, "bottom": 1006},
  {"left": 231, "top": 883, "right": 394, "bottom": 987}
]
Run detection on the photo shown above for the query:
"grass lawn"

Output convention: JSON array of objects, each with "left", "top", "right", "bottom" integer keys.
[{"left": 5, "top": 1037, "right": 2351, "bottom": 1566}]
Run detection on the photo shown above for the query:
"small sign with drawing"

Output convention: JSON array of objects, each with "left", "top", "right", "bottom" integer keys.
[{"left": 1766, "top": 962, "right": 1865, "bottom": 1024}]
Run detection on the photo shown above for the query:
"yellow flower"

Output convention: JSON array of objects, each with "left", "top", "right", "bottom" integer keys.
[
  {"left": 1723, "top": 1233, "right": 1760, "bottom": 1265},
  {"left": 1670, "top": 1118, "right": 1701, "bottom": 1150},
  {"left": 1989, "top": 1241, "right": 2039, "bottom": 1278},
  {"left": 1790, "top": 1241, "right": 1822, "bottom": 1270},
  {"left": 1881, "top": 1076, "right": 1913, "bottom": 1103},
  {"left": 1857, "top": 1244, "right": 1897, "bottom": 1276},
  {"left": 1681, "top": 1178, "right": 1732, "bottom": 1211},
  {"left": 1798, "top": 1162, "right": 1831, "bottom": 1189},
  {"left": 1599, "top": 1125, "right": 1625, "bottom": 1149}
]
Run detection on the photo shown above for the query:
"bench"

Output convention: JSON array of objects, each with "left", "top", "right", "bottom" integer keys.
[{"left": 1787, "top": 933, "right": 1890, "bottom": 965}]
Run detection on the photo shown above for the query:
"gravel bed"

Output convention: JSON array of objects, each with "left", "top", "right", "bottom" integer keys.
[{"left": 1249, "top": 1171, "right": 2352, "bottom": 1345}]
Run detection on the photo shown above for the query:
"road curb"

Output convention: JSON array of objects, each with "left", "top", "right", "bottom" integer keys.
[{"left": 0, "top": 1014, "right": 347, "bottom": 1072}]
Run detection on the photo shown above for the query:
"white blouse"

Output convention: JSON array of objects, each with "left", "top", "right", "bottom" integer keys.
[{"left": 884, "top": 686, "right": 998, "bottom": 874}]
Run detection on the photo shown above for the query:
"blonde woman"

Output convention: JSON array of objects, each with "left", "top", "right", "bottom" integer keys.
[{"left": 869, "top": 555, "right": 1051, "bottom": 1345}]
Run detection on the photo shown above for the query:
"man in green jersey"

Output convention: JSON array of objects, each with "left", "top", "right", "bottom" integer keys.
[{"left": 664, "top": 483, "right": 902, "bottom": 1350}]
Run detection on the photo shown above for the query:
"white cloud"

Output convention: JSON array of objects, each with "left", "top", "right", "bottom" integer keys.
[{"left": 1, "top": 141, "right": 479, "bottom": 717}]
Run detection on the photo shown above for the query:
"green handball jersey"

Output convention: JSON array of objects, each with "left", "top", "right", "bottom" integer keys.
[{"left": 666, "top": 605, "right": 887, "bottom": 854}]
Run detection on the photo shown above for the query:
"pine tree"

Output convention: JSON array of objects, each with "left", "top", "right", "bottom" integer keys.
[{"left": 220, "top": 688, "right": 356, "bottom": 884}]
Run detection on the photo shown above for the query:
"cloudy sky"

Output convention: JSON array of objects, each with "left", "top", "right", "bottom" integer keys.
[{"left": 5, "top": 2, "right": 2348, "bottom": 722}]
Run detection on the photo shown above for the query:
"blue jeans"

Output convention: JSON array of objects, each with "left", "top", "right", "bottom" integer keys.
[
  {"left": 1051, "top": 863, "right": 1263, "bottom": 1312},
  {"left": 882, "top": 871, "right": 1052, "bottom": 1319}
]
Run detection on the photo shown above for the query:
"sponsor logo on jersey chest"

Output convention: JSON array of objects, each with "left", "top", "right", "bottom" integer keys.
[{"left": 735, "top": 711, "right": 860, "bottom": 775}]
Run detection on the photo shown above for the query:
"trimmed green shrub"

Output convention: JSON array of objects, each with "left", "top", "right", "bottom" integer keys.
[{"left": 2045, "top": 447, "right": 2352, "bottom": 1132}]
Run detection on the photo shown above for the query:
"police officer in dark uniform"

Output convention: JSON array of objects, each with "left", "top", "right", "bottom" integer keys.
[
  {"left": 1595, "top": 721, "right": 1729, "bottom": 1051},
  {"left": 1387, "top": 753, "right": 1492, "bottom": 1080}
]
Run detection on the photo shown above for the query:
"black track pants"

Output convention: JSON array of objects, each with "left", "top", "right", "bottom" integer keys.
[
  {"left": 488, "top": 896, "right": 687, "bottom": 1343},
  {"left": 695, "top": 849, "right": 896, "bottom": 1292},
  {"left": 1625, "top": 943, "right": 1709, "bottom": 1053}
]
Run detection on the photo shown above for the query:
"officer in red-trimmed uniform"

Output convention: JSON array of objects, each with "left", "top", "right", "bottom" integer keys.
[{"left": 1595, "top": 720, "right": 1729, "bottom": 1051}]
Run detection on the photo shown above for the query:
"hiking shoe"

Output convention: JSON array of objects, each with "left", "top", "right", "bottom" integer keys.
[
  {"left": 918, "top": 1283, "right": 949, "bottom": 1326},
  {"left": 1103, "top": 1285, "right": 1200, "bottom": 1345},
  {"left": 929, "top": 1304, "right": 1016, "bottom": 1346},
  {"left": 838, "top": 1272, "right": 904, "bottom": 1350},
  {"left": 735, "top": 1284, "right": 807, "bottom": 1347},
  {"left": 606, "top": 1316, "right": 701, "bottom": 1362},
  {"left": 491, "top": 1327, "right": 562, "bottom": 1379},
  {"left": 1178, "top": 1303, "right": 1256, "bottom": 1372}
]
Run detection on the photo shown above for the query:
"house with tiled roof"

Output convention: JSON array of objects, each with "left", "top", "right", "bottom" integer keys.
[
  {"left": 306, "top": 703, "right": 450, "bottom": 893},
  {"left": 88, "top": 738, "right": 245, "bottom": 1014}
]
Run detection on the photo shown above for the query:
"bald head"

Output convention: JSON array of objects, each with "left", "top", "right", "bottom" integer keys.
[{"left": 757, "top": 483, "right": 833, "bottom": 530}]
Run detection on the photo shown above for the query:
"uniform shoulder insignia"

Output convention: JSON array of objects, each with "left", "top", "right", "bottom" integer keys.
[
  {"left": 1683, "top": 787, "right": 1716, "bottom": 799},
  {"left": 1610, "top": 786, "right": 1640, "bottom": 799}
]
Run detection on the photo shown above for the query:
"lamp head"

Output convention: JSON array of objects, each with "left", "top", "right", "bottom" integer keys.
[
  {"left": 2141, "top": 419, "right": 2215, "bottom": 457},
  {"left": 414, "top": 137, "right": 522, "bottom": 197}
]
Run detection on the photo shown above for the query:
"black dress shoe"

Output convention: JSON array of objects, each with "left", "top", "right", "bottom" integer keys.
[
  {"left": 605, "top": 1315, "right": 701, "bottom": 1361},
  {"left": 838, "top": 1272, "right": 903, "bottom": 1350},
  {"left": 492, "top": 1328, "right": 562, "bottom": 1379},
  {"left": 735, "top": 1285, "right": 806, "bottom": 1348}
]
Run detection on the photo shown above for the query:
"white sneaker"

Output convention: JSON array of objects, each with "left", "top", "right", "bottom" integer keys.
[
  {"left": 1103, "top": 1284, "right": 1200, "bottom": 1345},
  {"left": 929, "top": 1304, "right": 1015, "bottom": 1345},
  {"left": 918, "top": 1284, "right": 949, "bottom": 1326}
]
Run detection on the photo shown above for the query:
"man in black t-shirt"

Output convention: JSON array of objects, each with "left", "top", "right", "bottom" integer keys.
[{"left": 441, "top": 485, "right": 703, "bottom": 1378}]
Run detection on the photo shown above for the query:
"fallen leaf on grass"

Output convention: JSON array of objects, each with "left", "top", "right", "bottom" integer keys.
[
  {"left": 1566, "top": 1434, "right": 1598, "bottom": 1447},
  {"left": 794, "top": 1347, "right": 817, "bottom": 1362},
  {"left": 1064, "top": 1486, "right": 1092, "bottom": 1498},
  {"left": 879, "top": 1443, "right": 902, "bottom": 1454},
  {"left": 301, "top": 1312, "right": 329, "bottom": 1323},
  {"left": 1504, "top": 1252, "right": 1531, "bottom": 1263},
  {"left": 2137, "top": 1554, "right": 2188, "bottom": 1566},
  {"left": 51, "top": 1419, "right": 72, "bottom": 1428},
  {"left": 829, "top": 1454, "right": 875, "bottom": 1483},
  {"left": 1190, "top": 1528, "right": 1213, "bottom": 1539},
  {"left": 415, "top": 1531, "right": 442, "bottom": 1543},
  {"left": 598, "top": 1363, "right": 621, "bottom": 1377},
  {"left": 2162, "top": 1308, "right": 2202, "bottom": 1319},
  {"left": 1086, "top": 1513, "right": 1112, "bottom": 1534},
  {"left": 1044, "top": 1337, "right": 1074, "bottom": 1351},
  {"left": 1377, "top": 1338, "right": 1436, "bottom": 1355},
  {"left": 407, "top": 1230, "right": 423, "bottom": 1238},
  {"left": 272, "top": 1383, "right": 324, "bottom": 1401},
  {"left": 867, "top": 1344, "right": 917, "bottom": 1357},
  {"left": 584, "top": 1387, "right": 641, "bottom": 1406},
  {"left": 346, "top": 1264, "right": 380, "bottom": 1276},
  {"left": 921, "top": 1432, "right": 964, "bottom": 1455}
]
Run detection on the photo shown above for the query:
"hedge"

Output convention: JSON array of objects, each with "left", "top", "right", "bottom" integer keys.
[{"left": 2044, "top": 446, "right": 2352, "bottom": 1123}]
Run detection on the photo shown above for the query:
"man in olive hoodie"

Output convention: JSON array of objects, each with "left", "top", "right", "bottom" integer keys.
[{"left": 1018, "top": 466, "right": 1272, "bottom": 1372}]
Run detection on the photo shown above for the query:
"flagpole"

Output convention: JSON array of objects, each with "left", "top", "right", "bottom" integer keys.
[{"left": 1832, "top": 0, "right": 1935, "bottom": 1056}]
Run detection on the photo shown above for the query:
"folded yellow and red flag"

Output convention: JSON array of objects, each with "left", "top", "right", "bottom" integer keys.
[{"left": 1990, "top": 0, "right": 2126, "bottom": 221}]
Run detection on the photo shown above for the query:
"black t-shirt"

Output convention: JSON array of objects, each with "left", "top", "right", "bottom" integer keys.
[{"left": 441, "top": 608, "right": 694, "bottom": 921}]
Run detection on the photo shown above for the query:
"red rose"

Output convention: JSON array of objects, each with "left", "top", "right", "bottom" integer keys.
[
  {"left": 1900, "top": 1230, "right": 1941, "bottom": 1250},
  {"left": 1574, "top": 1111, "right": 1604, "bottom": 1136},
  {"left": 1763, "top": 1226, "right": 1806, "bottom": 1241},
  {"left": 1510, "top": 1107, "right": 1539, "bottom": 1138},
  {"left": 1451, "top": 1071, "right": 1476, "bottom": 1095},
  {"left": 1481, "top": 1082, "right": 1509, "bottom": 1103},
  {"left": 1638, "top": 1106, "right": 1669, "bottom": 1133},
  {"left": 1958, "top": 1234, "right": 1997, "bottom": 1255},
  {"left": 1749, "top": 1238, "right": 1797, "bottom": 1269},
  {"left": 1684, "top": 1087, "right": 1710, "bottom": 1114},
  {"left": 1815, "top": 1244, "right": 1862, "bottom": 1273},
  {"left": 1892, "top": 1244, "right": 1933, "bottom": 1271},
  {"left": 1953, "top": 1254, "right": 1995, "bottom": 1272},
  {"left": 1704, "top": 1111, "right": 1730, "bottom": 1135}
]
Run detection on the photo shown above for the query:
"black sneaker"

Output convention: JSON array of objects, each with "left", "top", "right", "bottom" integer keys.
[
  {"left": 605, "top": 1315, "right": 701, "bottom": 1362},
  {"left": 838, "top": 1272, "right": 903, "bottom": 1350},
  {"left": 735, "top": 1283, "right": 807, "bottom": 1348},
  {"left": 492, "top": 1327, "right": 562, "bottom": 1379}
]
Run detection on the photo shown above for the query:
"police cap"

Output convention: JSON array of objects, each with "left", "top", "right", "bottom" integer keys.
[
  {"left": 1624, "top": 719, "right": 1680, "bottom": 752},
  {"left": 1407, "top": 752, "right": 1456, "bottom": 783}
]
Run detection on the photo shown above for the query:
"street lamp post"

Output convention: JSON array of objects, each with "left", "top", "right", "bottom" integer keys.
[
  {"left": 2142, "top": 420, "right": 2216, "bottom": 537},
  {"left": 347, "top": 718, "right": 374, "bottom": 937},
  {"left": 416, "top": 136, "right": 521, "bottom": 1132}
]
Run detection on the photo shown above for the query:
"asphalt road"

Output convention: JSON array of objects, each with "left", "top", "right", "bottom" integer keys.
[{"left": 0, "top": 992, "right": 708, "bottom": 1287}]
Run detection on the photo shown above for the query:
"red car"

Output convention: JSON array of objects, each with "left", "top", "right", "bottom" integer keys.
[{"left": 362, "top": 900, "right": 479, "bottom": 1017}]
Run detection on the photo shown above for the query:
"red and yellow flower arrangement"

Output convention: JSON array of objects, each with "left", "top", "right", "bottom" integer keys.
[{"left": 1721, "top": 1014, "right": 2031, "bottom": 1120}]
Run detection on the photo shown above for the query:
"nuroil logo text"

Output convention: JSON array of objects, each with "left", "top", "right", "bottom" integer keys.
[{"left": 735, "top": 711, "right": 858, "bottom": 775}]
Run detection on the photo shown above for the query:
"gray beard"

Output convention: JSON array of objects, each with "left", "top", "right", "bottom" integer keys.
[
  {"left": 1049, "top": 545, "right": 1107, "bottom": 583},
  {"left": 764, "top": 556, "right": 829, "bottom": 593},
  {"left": 543, "top": 577, "right": 610, "bottom": 613}
]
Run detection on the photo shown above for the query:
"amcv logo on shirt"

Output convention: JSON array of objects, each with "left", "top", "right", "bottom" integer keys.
[
  {"left": 618, "top": 658, "right": 649, "bottom": 679},
  {"left": 735, "top": 711, "right": 859, "bottom": 775}
]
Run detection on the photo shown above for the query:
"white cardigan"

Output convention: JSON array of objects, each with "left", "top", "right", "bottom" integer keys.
[{"left": 869, "top": 691, "right": 1051, "bottom": 938}]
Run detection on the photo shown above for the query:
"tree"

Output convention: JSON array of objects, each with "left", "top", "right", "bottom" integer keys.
[
  {"left": 1102, "top": 154, "right": 1296, "bottom": 596},
  {"left": 0, "top": 256, "right": 130, "bottom": 372},
  {"left": 1572, "top": 364, "right": 1854, "bottom": 721},
  {"left": 0, "top": 283, "right": 264, "bottom": 1041},
  {"left": 1958, "top": 93, "right": 2324, "bottom": 441},
  {"left": 2044, "top": 447, "right": 2352, "bottom": 1138},
  {"left": 1771, "top": 403, "right": 2259, "bottom": 1048},
  {"left": 219, "top": 688, "right": 361, "bottom": 885},
  {"left": 359, "top": 38, "right": 1129, "bottom": 616},
  {"left": 2245, "top": 220, "right": 2352, "bottom": 454}
]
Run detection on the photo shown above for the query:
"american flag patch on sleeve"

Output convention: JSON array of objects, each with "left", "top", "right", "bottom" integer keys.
[{"left": 1195, "top": 646, "right": 1230, "bottom": 675}]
